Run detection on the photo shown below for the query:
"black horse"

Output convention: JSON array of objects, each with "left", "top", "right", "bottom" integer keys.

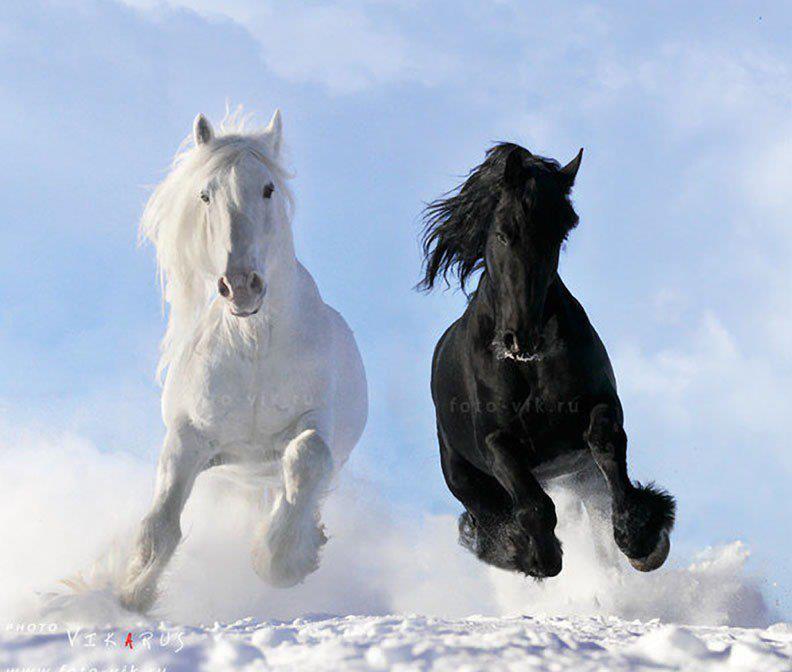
[{"left": 419, "top": 143, "right": 675, "bottom": 578}]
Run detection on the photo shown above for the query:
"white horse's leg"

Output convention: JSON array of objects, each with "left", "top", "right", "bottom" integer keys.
[
  {"left": 119, "top": 421, "right": 210, "bottom": 612},
  {"left": 251, "top": 429, "right": 333, "bottom": 587}
]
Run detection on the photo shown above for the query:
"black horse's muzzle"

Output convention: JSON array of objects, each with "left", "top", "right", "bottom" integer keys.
[{"left": 500, "top": 330, "right": 544, "bottom": 362}]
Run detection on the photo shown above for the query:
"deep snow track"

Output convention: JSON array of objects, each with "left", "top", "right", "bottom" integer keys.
[{"left": 2, "top": 614, "right": 790, "bottom": 672}]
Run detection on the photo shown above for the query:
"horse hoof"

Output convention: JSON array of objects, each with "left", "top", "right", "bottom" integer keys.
[
  {"left": 512, "top": 531, "right": 563, "bottom": 579},
  {"left": 629, "top": 529, "right": 670, "bottom": 572}
]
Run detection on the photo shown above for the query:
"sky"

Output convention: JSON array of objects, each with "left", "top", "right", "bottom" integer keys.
[{"left": 0, "top": 1, "right": 790, "bottom": 616}]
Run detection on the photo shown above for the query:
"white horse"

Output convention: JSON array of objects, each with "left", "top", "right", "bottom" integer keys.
[{"left": 120, "top": 109, "right": 368, "bottom": 613}]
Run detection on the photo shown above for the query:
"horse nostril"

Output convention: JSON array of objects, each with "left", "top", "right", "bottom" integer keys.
[
  {"left": 218, "top": 276, "right": 231, "bottom": 298},
  {"left": 249, "top": 272, "right": 263, "bottom": 295},
  {"left": 503, "top": 331, "right": 518, "bottom": 352}
]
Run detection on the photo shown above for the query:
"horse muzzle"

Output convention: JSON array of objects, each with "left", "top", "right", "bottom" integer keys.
[
  {"left": 217, "top": 270, "right": 266, "bottom": 317},
  {"left": 499, "top": 330, "right": 544, "bottom": 362}
]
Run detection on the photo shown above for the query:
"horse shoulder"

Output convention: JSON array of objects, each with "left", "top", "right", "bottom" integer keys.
[{"left": 553, "top": 280, "right": 619, "bottom": 400}]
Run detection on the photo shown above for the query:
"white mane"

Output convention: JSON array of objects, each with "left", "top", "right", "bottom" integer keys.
[{"left": 139, "top": 108, "right": 294, "bottom": 381}]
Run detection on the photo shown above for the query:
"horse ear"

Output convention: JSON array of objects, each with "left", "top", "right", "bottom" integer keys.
[
  {"left": 264, "top": 108, "right": 283, "bottom": 155},
  {"left": 503, "top": 148, "right": 526, "bottom": 190},
  {"left": 559, "top": 148, "right": 583, "bottom": 188},
  {"left": 193, "top": 114, "right": 214, "bottom": 146}
]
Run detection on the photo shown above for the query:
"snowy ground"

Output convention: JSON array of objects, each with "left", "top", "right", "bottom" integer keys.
[
  {"left": 1, "top": 428, "right": 789, "bottom": 671},
  {"left": 2, "top": 615, "right": 791, "bottom": 671}
]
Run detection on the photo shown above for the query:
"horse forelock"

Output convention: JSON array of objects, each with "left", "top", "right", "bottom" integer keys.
[{"left": 139, "top": 108, "right": 294, "bottom": 381}]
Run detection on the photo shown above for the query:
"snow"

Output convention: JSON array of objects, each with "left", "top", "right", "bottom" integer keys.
[
  {"left": 2, "top": 615, "right": 790, "bottom": 671},
  {"left": 1, "top": 425, "right": 789, "bottom": 671}
]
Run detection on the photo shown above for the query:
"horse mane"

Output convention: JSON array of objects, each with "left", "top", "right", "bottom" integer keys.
[
  {"left": 139, "top": 106, "right": 294, "bottom": 381},
  {"left": 418, "top": 142, "right": 576, "bottom": 292}
]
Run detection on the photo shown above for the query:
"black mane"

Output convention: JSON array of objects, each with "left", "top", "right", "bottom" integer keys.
[{"left": 418, "top": 142, "right": 577, "bottom": 291}]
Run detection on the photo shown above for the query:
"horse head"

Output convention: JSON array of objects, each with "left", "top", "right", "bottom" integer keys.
[
  {"left": 140, "top": 107, "right": 295, "bottom": 378},
  {"left": 419, "top": 142, "right": 582, "bottom": 362},
  {"left": 190, "top": 110, "right": 289, "bottom": 318},
  {"left": 486, "top": 146, "right": 582, "bottom": 361}
]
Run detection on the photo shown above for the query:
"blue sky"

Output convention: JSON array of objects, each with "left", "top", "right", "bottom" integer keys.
[{"left": 0, "top": 1, "right": 790, "bottom": 615}]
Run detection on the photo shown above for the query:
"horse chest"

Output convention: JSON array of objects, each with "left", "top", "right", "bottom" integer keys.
[
  {"left": 251, "top": 358, "right": 317, "bottom": 434},
  {"left": 172, "top": 324, "right": 290, "bottom": 436},
  {"left": 186, "top": 345, "right": 262, "bottom": 433},
  {"left": 165, "top": 302, "right": 335, "bottom": 458}
]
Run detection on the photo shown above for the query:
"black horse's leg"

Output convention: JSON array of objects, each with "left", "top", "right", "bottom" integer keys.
[
  {"left": 483, "top": 428, "right": 563, "bottom": 578},
  {"left": 439, "top": 437, "right": 521, "bottom": 571},
  {"left": 585, "top": 403, "right": 676, "bottom": 571}
]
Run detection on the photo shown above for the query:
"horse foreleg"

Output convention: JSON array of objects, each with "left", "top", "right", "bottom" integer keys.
[
  {"left": 251, "top": 429, "right": 332, "bottom": 587},
  {"left": 440, "top": 436, "right": 521, "bottom": 570},
  {"left": 585, "top": 403, "right": 676, "bottom": 571},
  {"left": 484, "top": 429, "right": 563, "bottom": 578},
  {"left": 119, "top": 421, "right": 210, "bottom": 612}
]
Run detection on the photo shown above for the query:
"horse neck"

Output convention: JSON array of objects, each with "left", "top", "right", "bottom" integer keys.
[
  {"left": 261, "top": 232, "right": 300, "bottom": 323},
  {"left": 466, "top": 273, "right": 498, "bottom": 345}
]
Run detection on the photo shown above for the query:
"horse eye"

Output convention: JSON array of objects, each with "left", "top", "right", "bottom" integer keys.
[
  {"left": 199, "top": 191, "right": 210, "bottom": 204},
  {"left": 263, "top": 182, "right": 274, "bottom": 199},
  {"left": 496, "top": 232, "right": 509, "bottom": 245}
]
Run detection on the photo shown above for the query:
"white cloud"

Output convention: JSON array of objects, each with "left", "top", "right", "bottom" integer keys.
[
  {"left": 744, "top": 131, "right": 792, "bottom": 219},
  {"left": 616, "top": 312, "right": 792, "bottom": 472},
  {"left": 255, "top": 5, "right": 457, "bottom": 93},
  {"left": 123, "top": 0, "right": 458, "bottom": 93}
]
